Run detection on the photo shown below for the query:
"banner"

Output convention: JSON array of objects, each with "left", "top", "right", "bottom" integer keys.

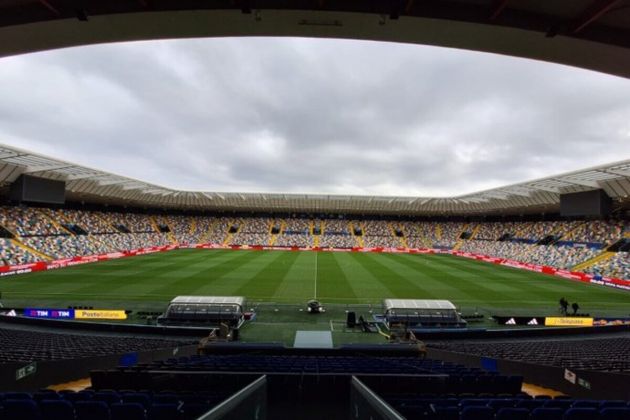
[
  {"left": 24, "top": 308, "right": 74, "bottom": 319},
  {"left": 545, "top": 317, "right": 593, "bottom": 327},
  {"left": 74, "top": 309, "right": 127, "bottom": 320},
  {"left": 1, "top": 244, "right": 628, "bottom": 294}
]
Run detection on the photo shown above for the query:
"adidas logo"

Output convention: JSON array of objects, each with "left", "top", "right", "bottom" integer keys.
[
  {"left": 527, "top": 318, "right": 538, "bottom": 325},
  {"left": 505, "top": 318, "right": 516, "bottom": 325}
]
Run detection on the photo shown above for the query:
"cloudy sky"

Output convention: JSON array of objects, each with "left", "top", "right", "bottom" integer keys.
[{"left": 0, "top": 37, "right": 629, "bottom": 197}]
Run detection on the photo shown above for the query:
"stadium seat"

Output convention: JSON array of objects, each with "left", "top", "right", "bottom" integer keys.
[
  {"left": 4, "top": 392, "right": 32, "bottom": 400},
  {"left": 40, "top": 399, "right": 75, "bottom": 420},
  {"left": 63, "top": 391, "right": 93, "bottom": 403},
  {"left": 461, "top": 406, "right": 494, "bottom": 420},
  {"left": 563, "top": 407, "right": 600, "bottom": 420},
  {"left": 545, "top": 399, "right": 575, "bottom": 410},
  {"left": 2, "top": 399, "right": 40, "bottom": 420},
  {"left": 93, "top": 391, "right": 121, "bottom": 405},
  {"left": 599, "top": 401, "right": 628, "bottom": 409},
  {"left": 151, "top": 393, "right": 180, "bottom": 405},
  {"left": 460, "top": 398, "right": 489, "bottom": 407},
  {"left": 488, "top": 399, "right": 516, "bottom": 410},
  {"left": 122, "top": 392, "right": 151, "bottom": 409},
  {"left": 516, "top": 399, "right": 547, "bottom": 410},
  {"left": 496, "top": 407, "right": 530, "bottom": 420},
  {"left": 573, "top": 400, "right": 603, "bottom": 409},
  {"left": 600, "top": 407, "right": 630, "bottom": 420},
  {"left": 180, "top": 403, "right": 212, "bottom": 420},
  {"left": 75, "top": 400, "right": 111, "bottom": 420},
  {"left": 531, "top": 407, "right": 565, "bottom": 420},
  {"left": 433, "top": 407, "right": 459, "bottom": 420},
  {"left": 110, "top": 402, "right": 147, "bottom": 420},
  {"left": 34, "top": 392, "right": 61, "bottom": 402},
  {"left": 148, "top": 403, "right": 180, "bottom": 420}
]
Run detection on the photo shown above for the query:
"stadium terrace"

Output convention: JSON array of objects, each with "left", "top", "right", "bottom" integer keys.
[
  {"left": 0, "top": 144, "right": 628, "bottom": 417},
  {"left": 1, "top": 0, "right": 630, "bottom": 414}
]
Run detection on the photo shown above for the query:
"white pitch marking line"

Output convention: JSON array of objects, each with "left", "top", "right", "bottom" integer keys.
[{"left": 314, "top": 251, "right": 318, "bottom": 300}]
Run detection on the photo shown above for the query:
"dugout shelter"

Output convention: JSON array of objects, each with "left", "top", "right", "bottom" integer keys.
[
  {"left": 157, "top": 296, "right": 245, "bottom": 327},
  {"left": 383, "top": 299, "right": 467, "bottom": 329}
]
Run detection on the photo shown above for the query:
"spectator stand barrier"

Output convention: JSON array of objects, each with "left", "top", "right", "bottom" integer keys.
[
  {"left": 350, "top": 376, "right": 404, "bottom": 420},
  {"left": 198, "top": 375, "right": 267, "bottom": 420}
]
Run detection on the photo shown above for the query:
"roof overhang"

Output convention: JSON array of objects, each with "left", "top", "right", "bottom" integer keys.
[
  {"left": 1, "top": 1, "right": 630, "bottom": 79},
  {"left": 1, "top": 144, "right": 629, "bottom": 215}
]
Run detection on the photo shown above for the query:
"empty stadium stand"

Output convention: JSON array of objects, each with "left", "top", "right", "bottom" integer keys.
[
  {"left": 428, "top": 338, "right": 630, "bottom": 373},
  {"left": 0, "top": 205, "right": 628, "bottom": 279},
  {"left": 0, "top": 326, "right": 196, "bottom": 364}
]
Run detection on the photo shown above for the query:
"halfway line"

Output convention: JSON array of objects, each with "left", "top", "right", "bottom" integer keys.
[{"left": 313, "top": 251, "right": 318, "bottom": 300}]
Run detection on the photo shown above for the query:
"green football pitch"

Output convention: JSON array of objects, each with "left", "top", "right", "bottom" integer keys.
[{"left": 1, "top": 249, "right": 628, "bottom": 316}]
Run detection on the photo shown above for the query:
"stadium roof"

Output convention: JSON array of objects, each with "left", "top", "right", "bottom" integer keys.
[
  {"left": 1, "top": 0, "right": 630, "bottom": 79},
  {"left": 0, "top": 144, "right": 629, "bottom": 215}
]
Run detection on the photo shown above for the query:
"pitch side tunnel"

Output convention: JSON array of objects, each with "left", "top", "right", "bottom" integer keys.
[{"left": 1, "top": 1, "right": 630, "bottom": 79}]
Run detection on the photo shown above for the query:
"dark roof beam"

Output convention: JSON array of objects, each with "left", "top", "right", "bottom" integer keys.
[
  {"left": 571, "top": 0, "right": 622, "bottom": 34},
  {"left": 38, "top": 0, "right": 60, "bottom": 16},
  {"left": 488, "top": 0, "right": 509, "bottom": 21}
]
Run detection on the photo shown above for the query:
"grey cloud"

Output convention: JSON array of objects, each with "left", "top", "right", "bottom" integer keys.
[{"left": 0, "top": 37, "right": 629, "bottom": 197}]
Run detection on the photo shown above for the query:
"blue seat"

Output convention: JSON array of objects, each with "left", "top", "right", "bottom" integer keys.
[
  {"left": 461, "top": 406, "right": 494, "bottom": 420},
  {"left": 433, "top": 407, "right": 459, "bottom": 420},
  {"left": 532, "top": 408, "right": 565, "bottom": 420},
  {"left": 545, "top": 400, "right": 575, "bottom": 410},
  {"left": 3, "top": 399, "right": 40, "bottom": 420},
  {"left": 180, "top": 403, "right": 212, "bottom": 420},
  {"left": 460, "top": 399, "right": 489, "bottom": 407},
  {"left": 488, "top": 399, "right": 516, "bottom": 410},
  {"left": 110, "top": 402, "right": 146, "bottom": 420},
  {"left": 64, "top": 392, "right": 93, "bottom": 403},
  {"left": 516, "top": 399, "right": 546, "bottom": 410},
  {"left": 563, "top": 407, "right": 599, "bottom": 420},
  {"left": 573, "top": 401, "right": 602, "bottom": 409},
  {"left": 34, "top": 392, "right": 61, "bottom": 402},
  {"left": 496, "top": 407, "right": 530, "bottom": 420},
  {"left": 152, "top": 394, "right": 179, "bottom": 405},
  {"left": 75, "top": 400, "right": 111, "bottom": 420},
  {"left": 599, "top": 401, "right": 627, "bottom": 409},
  {"left": 122, "top": 393, "right": 151, "bottom": 409},
  {"left": 600, "top": 408, "right": 630, "bottom": 420},
  {"left": 40, "top": 399, "right": 75, "bottom": 420},
  {"left": 93, "top": 391, "right": 121, "bottom": 405},
  {"left": 148, "top": 403, "right": 180, "bottom": 420},
  {"left": 4, "top": 392, "right": 32, "bottom": 400}
]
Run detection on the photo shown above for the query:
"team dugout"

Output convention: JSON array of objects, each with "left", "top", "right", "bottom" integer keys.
[
  {"left": 383, "top": 299, "right": 467, "bottom": 328},
  {"left": 157, "top": 296, "right": 245, "bottom": 327}
]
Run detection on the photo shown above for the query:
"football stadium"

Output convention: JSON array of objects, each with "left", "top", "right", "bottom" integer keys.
[{"left": 1, "top": 1, "right": 630, "bottom": 420}]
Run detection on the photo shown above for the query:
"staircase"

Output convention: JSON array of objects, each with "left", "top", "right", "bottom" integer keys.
[
  {"left": 572, "top": 251, "right": 615, "bottom": 272},
  {"left": 469, "top": 223, "right": 481, "bottom": 240},
  {"left": 39, "top": 209, "right": 73, "bottom": 235},
  {"left": 149, "top": 216, "right": 161, "bottom": 234},
  {"left": 349, "top": 221, "right": 364, "bottom": 247},
  {"left": 390, "top": 222, "right": 408, "bottom": 248},
  {"left": 152, "top": 216, "right": 177, "bottom": 243},
  {"left": 269, "top": 220, "right": 278, "bottom": 246},
  {"left": 11, "top": 238, "right": 52, "bottom": 261},
  {"left": 314, "top": 220, "right": 322, "bottom": 247},
  {"left": 198, "top": 219, "right": 217, "bottom": 244},
  {"left": 189, "top": 218, "right": 197, "bottom": 236},
  {"left": 557, "top": 221, "right": 587, "bottom": 241},
  {"left": 451, "top": 223, "right": 469, "bottom": 251},
  {"left": 223, "top": 233, "right": 234, "bottom": 246},
  {"left": 223, "top": 220, "right": 240, "bottom": 246}
]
